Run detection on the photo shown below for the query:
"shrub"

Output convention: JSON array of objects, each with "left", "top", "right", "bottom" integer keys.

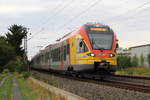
[
  {"left": 2, "top": 69, "right": 9, "bottom": 74},
  {"left": 140, "top": 54, "right": 145, "bottom": 66},
  {"left": 22, "top": 71, "right": 30, "bottom": 79},
  {"left": 117, "top": 54, "right": 132, "bottom": 69},
  {"left": 132, "top": 55, "right": 139, "bottom": 67},
  {"left": 147, "top": 54, "right": 150, "bottom": 66},
  {"left": 3, "top": 56, "right": 26, "bottom": 73},
  {"left": 4, "top": 60, "right": 17, "bottom": 72}
]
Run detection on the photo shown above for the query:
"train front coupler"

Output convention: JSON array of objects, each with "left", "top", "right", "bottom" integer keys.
[{"left": 94, "top": 61, "right": 111, "bottom": 74}]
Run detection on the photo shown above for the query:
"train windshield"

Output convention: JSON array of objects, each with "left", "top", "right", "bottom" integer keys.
[{"left": 87, "top": 28, "right": 113, "bottom": 50}]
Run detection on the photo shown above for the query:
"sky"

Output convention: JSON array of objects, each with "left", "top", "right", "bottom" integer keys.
[{"left": 0, "top": 0, "right": 150, "bottom": 59}]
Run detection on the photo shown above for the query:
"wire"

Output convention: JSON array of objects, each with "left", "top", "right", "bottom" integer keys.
[
  {"left": 28, "top": 28, "right": 44, "bottom": 41},
  {"left": 29, "top": 0, "right": 75, "bottom": 41},
  {"left": 106, "top": 0, "right": 150, "bottom": 23},
  {"left": 32, "top": 0, "right": 75, "bottom": 32},
  {"left": 58, "top": 0, "right": 103, "bottom": 31}
]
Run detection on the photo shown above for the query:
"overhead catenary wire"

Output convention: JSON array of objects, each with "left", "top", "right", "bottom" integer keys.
[
  {"left": 27, "top": 28, "right": 44, "bottom": 41},
  {"left": 29, "top": 0, "right": 75, "bottom": 41},
  {"left": 28, "top": 0, "right": 100, "bottom": 41},
  {"left": 29, "top": 0, "right": 150, "bottom": 41},
  {"left": 58, "top": 0, "right": 103, "bottom": 31},
  {"left": 36, "top": 0, "right": 75, "bottom": 28},
  {"left": 105, "top": 0, "right": 150, "bottom": 23}
]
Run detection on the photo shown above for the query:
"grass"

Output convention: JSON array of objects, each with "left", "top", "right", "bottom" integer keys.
[
  {"left": 31, "top": 72, "right": 60, "bottom": 87},
  {"left": 0, "top": 75, "right": 13, "bottom": 100},
  {"left": 0, "top": 73, "right": 8, "bottom": 81},
  {"left": 116, "top": 67, "right": 150, "bottom": 77},
  {"left": 16, "top": 75, "right": 65, "bottom": 100},
  {"left": 0, "top": 72, "right": 66, "bottom": 100}
]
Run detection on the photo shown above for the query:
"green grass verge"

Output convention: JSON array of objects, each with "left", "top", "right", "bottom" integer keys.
[
  {"left": 16, "top": 77, "right": 39, "bottom": 100},
  {"left": 0, "top": 75, "right": 13, "bottom": 100},
  {"left": 0, "top": 73, "right": 8, "bottom": 81},
  {"left": 17, "top": 76, "right": 62, "bottom": 100},
  {"left": 116, "top": 67, "right": 150, "bottom": 77}
]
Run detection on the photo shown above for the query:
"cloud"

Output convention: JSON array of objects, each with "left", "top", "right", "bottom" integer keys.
[
  {"left": 0, "top": 0, "right": 150, "bottom": 58},
  {"left": 0, "top": 5, "right": 45, "bottom": 15}
]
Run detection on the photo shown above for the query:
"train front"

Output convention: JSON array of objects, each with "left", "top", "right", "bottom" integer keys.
[{"left": 81, "top": 24, "right": 117, "bottom": 73}]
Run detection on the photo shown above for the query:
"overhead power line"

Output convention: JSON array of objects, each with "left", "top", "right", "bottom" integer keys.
[
  {"left": 106, "top": 0, "right": 150, "bottom": 23},
  {"left": 28, "top": 28, "right": 44, "bottom": 41},
  {"left": 58, "top": 0, "right": 103, "bottom": 31},
  {"left": 29, "top": 0, "right": 75, "bottom": 41},
  {"left": 32, "top": 0, "right": 75, "bottom": 33}
]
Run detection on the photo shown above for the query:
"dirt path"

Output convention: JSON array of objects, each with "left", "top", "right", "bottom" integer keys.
[{"left": 13, "top": 78, "right": 22, "bottom": 100}]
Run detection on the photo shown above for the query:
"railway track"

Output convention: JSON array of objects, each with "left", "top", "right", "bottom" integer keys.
[{"left": 31, "top": 69, "right": 150, "bottom": 94}]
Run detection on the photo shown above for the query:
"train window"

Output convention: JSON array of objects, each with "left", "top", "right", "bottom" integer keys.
[
  {"left": 81, "top": 41, "right": 88, "bottom": 53},
  {"left": 76, "top": 38, "right": 88, "bottom": 53},
  {"left": 45, "top": 52, "right": 49, "bottom": 63},
  {"left": 67, "top": 44, "right": 70, "bottom": 54},
  {"left": 63, "top": 45, "right": 66, "bottom": 61},
  {"left": 59, "top": 47, "right": 61, "bottom": 61},
  {"left": 51, "top": 47, "right": 61, "bottom": 62}
]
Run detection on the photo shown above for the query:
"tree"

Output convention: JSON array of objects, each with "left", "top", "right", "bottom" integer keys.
[
  {"left": 147, "top": 54, "right": 150, "bottom": 67},
  {"left": 0, "top": 36, "right": 15, "bottom": 72},
  {"left": 6, "top": 24, "right": 28, "bottom": 57},
  {"left": 140, "top": 54, "right": 145, "bottom": 66},
  {"left": 117, "top": 54, "right": 132, "bottom": 68},
  {"left": 132, "top": 55, "right": 139, "bottom": 67}
]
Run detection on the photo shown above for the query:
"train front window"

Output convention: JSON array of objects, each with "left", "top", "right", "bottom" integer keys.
[{"left": 88, "top": 30, "right": 113, "bottom": 50}]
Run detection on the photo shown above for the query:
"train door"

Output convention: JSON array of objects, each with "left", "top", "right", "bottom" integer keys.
[
  {"left": 60, "top": 43, "right": 64, "bottom": 70},
  {"left": 48, "top": 47, "right": 51, "bottom": 70},
  {"left": 61, "top": 41, "right": 70, "bottom": 70},
  {"left": 76, "top": 37, "right": 89, "bottom": 64}
]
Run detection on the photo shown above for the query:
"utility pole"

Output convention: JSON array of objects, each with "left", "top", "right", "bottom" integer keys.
[
  {"left": 24, "top": 34, "right": 28, "bottom": 71},
  {"left": 24, "top": 28, "right": 30, "bottom": 72}
]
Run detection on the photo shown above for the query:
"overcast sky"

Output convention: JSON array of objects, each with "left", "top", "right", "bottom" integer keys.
[{"left": 0, "top": 0, "right": 150, "bottom": 59}]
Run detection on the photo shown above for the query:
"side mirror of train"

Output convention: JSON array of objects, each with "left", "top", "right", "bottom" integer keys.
[
  {"left": 116, "top": 43, "right": 119, "bottom": 49},
  {"left": 116, "top": 39, "right": 119, "bottom": 49}
]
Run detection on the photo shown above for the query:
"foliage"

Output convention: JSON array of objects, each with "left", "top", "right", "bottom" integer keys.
[
  {"left": 116, "top": 67, "right": 150, "bottom": 77},
  {"left": 6, "top": 24, "right": 28, "bottom": 57},
  {"left": 17, "top": 77, "right": 61, "bottom": 100},
  {"left": 0, "top": 36, "right": 15, "bottom": 72},
  {"left": 4, "top": 57, "right": 26, "bottom": 72},
  {"left": 131, "top": 55, "right": 139, "bottom": 67},
  {"left": 140, "top": 54, "right": 145, "bottom": 66},
  {"left": 117, "top": 54, "right": 132, "bottom": 68},
  {"left": 147, "top": 54, "right": 150, "bottom": 66},
  {"left": 0, "top": 76, "right": 13, "bottom": 100},
  {"left": 22, "top": 71, "right": 30, "bottom": 79},
  {"left": 2, "top": 69, "right": 9, "bottom": 74}
]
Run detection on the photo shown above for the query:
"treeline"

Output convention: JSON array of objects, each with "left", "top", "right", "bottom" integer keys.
[
  {"left": 0, "top": 24, "right": 28, "bottom": 73},
  {"left": 117, "top": 54, "right": 150, "bottom": 69}
]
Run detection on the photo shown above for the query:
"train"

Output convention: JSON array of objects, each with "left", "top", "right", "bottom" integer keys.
[{"left": 30, "top": 23, "right": 117, "bottom": 74}]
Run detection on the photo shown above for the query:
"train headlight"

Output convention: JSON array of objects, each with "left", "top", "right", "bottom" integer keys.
[
  {"left": 109, "top": 53, "right": 115, "bottom": 57},
  {"left": 87, "top": 53, "right": 95, "bottom": 57}
]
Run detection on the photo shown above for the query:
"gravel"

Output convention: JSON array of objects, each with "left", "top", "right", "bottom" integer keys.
[{"left": 32, "top": 71, "right": 150, "bottom": 100}]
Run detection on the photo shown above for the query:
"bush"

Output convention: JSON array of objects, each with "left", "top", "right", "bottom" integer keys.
[
  {"left": 132, "top": 55, "right": 139, "bottom": 67},
  {"left": 117, "top": 54, "right": 132, "bottom": 68},
  {"left": 4, "top": 60, "right": 17, "bottom": 72},
  {"left": 2, "top": 69, "right": 9, "bottom": 74},
  {"left": 140, "top": 54, "right": 145, "bottom": 66},
  {"left": 147, "top": 54, "right": 150, "bottom": 66},
  {"left": 3, "top": 56, "right": 26, "bottom": 73},
  {"left": 22, "top": 71, "right": 30, "bottom": 79}
]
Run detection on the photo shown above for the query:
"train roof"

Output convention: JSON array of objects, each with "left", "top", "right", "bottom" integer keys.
[
  {"left": 56, "top": 23, "right": 111, "bottom": 42},
  {"left": 31, "top": 23, "right": 112, "bottom": 60}
]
